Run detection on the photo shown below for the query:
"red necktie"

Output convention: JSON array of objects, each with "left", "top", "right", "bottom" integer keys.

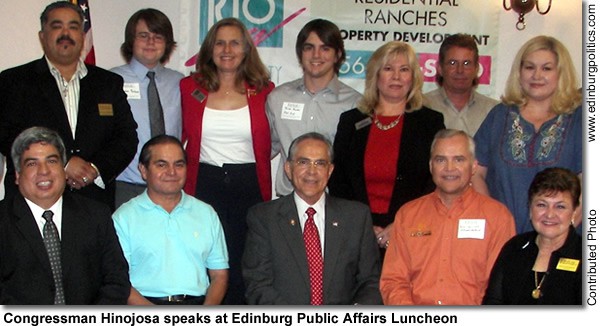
[{"left": 303, "top": 207, "right": 323, "bottom": 305}]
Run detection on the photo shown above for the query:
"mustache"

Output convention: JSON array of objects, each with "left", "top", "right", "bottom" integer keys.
[{"left": 56, "top": 35, "right": 75, "bottom": 45}]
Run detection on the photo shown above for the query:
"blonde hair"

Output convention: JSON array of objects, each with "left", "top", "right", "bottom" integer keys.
[
  {"left": 502, "top": 35, "right": 581, "bottom": 114},
  {"left": 358, "top": 41, "right": 423, "bottom": 115}
]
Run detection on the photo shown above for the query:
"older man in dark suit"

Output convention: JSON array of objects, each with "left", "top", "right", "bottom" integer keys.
[
  {"left": 0, "top": 127, "right": 130, "bottom": 304},
  {"left": 0, "top": 1, "right": 137, "bottom": 210},
  {"left": 243, "top": 132, "right": 382, "bottom": 305}
]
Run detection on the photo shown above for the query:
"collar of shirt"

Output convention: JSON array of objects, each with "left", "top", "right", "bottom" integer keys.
[
  {"left": 432, "top": 186, "right": 477, "bottom": 218},
  {"left": 439, "top": 87, "right": 476, "bottom": 112},
  {"left": 25, "top": 196, "right": 64, "bottom": 239},
  {"left": 45, "top": 56, "right": 87, "bottom": 139},
  {"left": 293, "top": 192, "right": 326, "bottom": 253},
  {"left": 138, "top": 189, "right": 189, "bottom": 216},
  {"left": 297, "top": 76, "right": 342, "bottom": 99},
  {"left": 45, "top": 56, "right": 88, "bottom": 82},
  {"left": 129, "top": 57, "right": 165, "bottom": 82}
]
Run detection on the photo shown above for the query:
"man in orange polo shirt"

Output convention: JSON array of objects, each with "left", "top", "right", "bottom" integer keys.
[{"left": 380, "top": 129, "right": 515, "bottom": 305}]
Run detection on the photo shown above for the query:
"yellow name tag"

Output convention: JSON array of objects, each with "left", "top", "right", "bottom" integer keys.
[
  {"left": 556, "top": 258, "right": 580, "bottom": 272},
  {"left": 98, "top": 103, "right": 113, "bottom": 116}
]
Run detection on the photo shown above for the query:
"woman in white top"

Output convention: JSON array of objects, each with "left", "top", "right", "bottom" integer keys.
[{"left": 180, "top": 17, "right": 274, "bottom": 305}]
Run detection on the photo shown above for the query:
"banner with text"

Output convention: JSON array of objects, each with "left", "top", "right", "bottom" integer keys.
[{"left": 178, "top": 0, "right": 499, "bottom": 94}]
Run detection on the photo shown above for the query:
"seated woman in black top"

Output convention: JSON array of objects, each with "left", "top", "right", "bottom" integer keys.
[{"left": 483, "top": 167, "right": 582, "bottom": 305}]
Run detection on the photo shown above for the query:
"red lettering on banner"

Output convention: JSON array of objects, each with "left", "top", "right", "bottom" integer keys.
[
  {"left": 185, "top": 8, "right": 307, "bottom": 67},
  {"left": 418, "top": 53, "right": 492, "bottom": 85}
]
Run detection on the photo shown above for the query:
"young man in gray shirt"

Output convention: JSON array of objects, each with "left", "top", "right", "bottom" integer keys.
[{"left": 268, "top": 19, "right": 361, "bottom": 196}]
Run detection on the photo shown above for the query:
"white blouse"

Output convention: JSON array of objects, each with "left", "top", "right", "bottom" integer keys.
[{"left": 200, "top": 105, "right": 256, "bottom": 166}]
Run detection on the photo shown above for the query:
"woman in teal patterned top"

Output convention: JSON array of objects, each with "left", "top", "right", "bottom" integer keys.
[{"left": 473, "top": 36, "right": 582, "bottom": 234}]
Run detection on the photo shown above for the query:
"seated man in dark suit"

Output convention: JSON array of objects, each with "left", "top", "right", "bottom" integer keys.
[
  {"left": 243, "top": 132, "right": 382, "bottom": 305},
  {"left": 0, "top": 1, "right": 138, "bottom": 210},
  {"left": 0, "top": 127, "right": 130, "bottom": 304}
]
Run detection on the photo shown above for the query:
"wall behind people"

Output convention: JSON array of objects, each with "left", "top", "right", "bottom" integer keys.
[
  {"left": 0, "top": 1, "right": 181, "bottom": 70},
  {"left": 0, "top": 0, "right": 582, "bottom": 95},
  {"left": 0, "top": 0, "right": 583, "bottom": 200}
]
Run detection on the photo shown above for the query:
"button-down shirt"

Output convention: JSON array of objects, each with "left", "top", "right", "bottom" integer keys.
[
  {"left": 293, "top": 192, "right": 326, "bottom": 255},
  {"left": 267, "top": 77, "right": 361, "bottom": 196},
  {"left": 423, "top": 87, "right": 498, "bottom": 137},
  {"left": 380, "top": 187, "right": 515, "bottom": 305},
  {"left": 47, "top": 57, "right": 106, "bottom": 188},
  {"left": 46, "top": 57, "right": 88, "bottom": 139},
  {"left": 25, "top": 197, "right": 64, "bottom": 239},
  {"left": 111, "top": 58, "right": 183, "bottom": 184}
]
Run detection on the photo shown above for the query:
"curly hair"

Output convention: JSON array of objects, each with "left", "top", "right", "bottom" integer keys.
[{"left": 527, "top": 167, "right": 581, "bottom": 208}]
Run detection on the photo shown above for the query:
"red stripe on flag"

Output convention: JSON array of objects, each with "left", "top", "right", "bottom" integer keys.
[{"left": 71, "top": 0, "right": 95, "bottom": 65}]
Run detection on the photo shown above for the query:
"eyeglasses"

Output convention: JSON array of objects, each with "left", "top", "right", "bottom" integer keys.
[
  {"left": 293, "top": 158, "right": 330, "bottom": 169},
  {"left": 136, "top": 32, "right": 166, "bottom": 43},
  {"left": 444, "top": 59, "right": 475, "bottom": 69}
]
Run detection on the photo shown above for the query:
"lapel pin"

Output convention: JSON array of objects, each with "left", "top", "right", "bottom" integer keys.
[
  {"left": 332, "top": 221, "right": 338, "bottom": 227},
  {"left": 290, "top": 219, "right": 296, "bottom": 226},
  {"left": 191, "top": 89, "right": 206, "bottom": 103}
]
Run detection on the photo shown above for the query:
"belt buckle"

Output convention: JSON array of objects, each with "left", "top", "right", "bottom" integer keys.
[{"left": 168, "top": 295, "right": 185, "bottom": 302}]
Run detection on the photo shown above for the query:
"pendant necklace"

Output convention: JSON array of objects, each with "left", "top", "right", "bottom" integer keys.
[{"left": 532, "top": 271, "right": 546, "bottom": 299}]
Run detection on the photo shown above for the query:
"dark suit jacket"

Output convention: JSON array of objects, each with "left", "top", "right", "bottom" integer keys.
[
  {"left": 242, "top": 194, "right": 382, "bottom": 305},
  {"left": 328, "top": 107, "right": 445, "bottom": 226},
  {"left": 0, "top": 57, "right": 138, "bottom": 209},
  {"left": 0, "top": 192, "right": 130, "bottom": 304}
]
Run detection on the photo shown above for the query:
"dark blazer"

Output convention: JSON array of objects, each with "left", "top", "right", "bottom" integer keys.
[
  {"left": 0, "top": 57, "right": 138, "bottom": 209},
  {"left": 242, "top": 194, "right": 382, "bottom": 305},
  {"left": 0, "top": 192, "right": 130, "bottom": 304},
  {"left": 328, "top": 107, "right": 445, "bottom": 226}
]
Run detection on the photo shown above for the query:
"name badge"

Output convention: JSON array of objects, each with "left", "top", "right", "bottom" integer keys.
[
  {"left": 556, "top": 258, "right": 580, "bottom": 272},
  {"left": 281, "top": 102, "right": 304, "bottom": 120},
  {"left": 98, "top": 103, "right": 114, "bottom": 116},
  {"left": 355, "top": 117, "right": 372, "bottom": 130},
  {"left": 457, "top": 219, "right": 486, "bottom": 239},
  {"left": 123, "top": 83, "right": 141, "bottom": 99},
  {"left": 192, "top": 89, "right": 206, "bottom": 103}
]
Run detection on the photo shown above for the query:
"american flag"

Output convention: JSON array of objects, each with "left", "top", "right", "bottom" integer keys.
[{"left": 71, "top": 0, "right": 95, "bottom": 65}]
